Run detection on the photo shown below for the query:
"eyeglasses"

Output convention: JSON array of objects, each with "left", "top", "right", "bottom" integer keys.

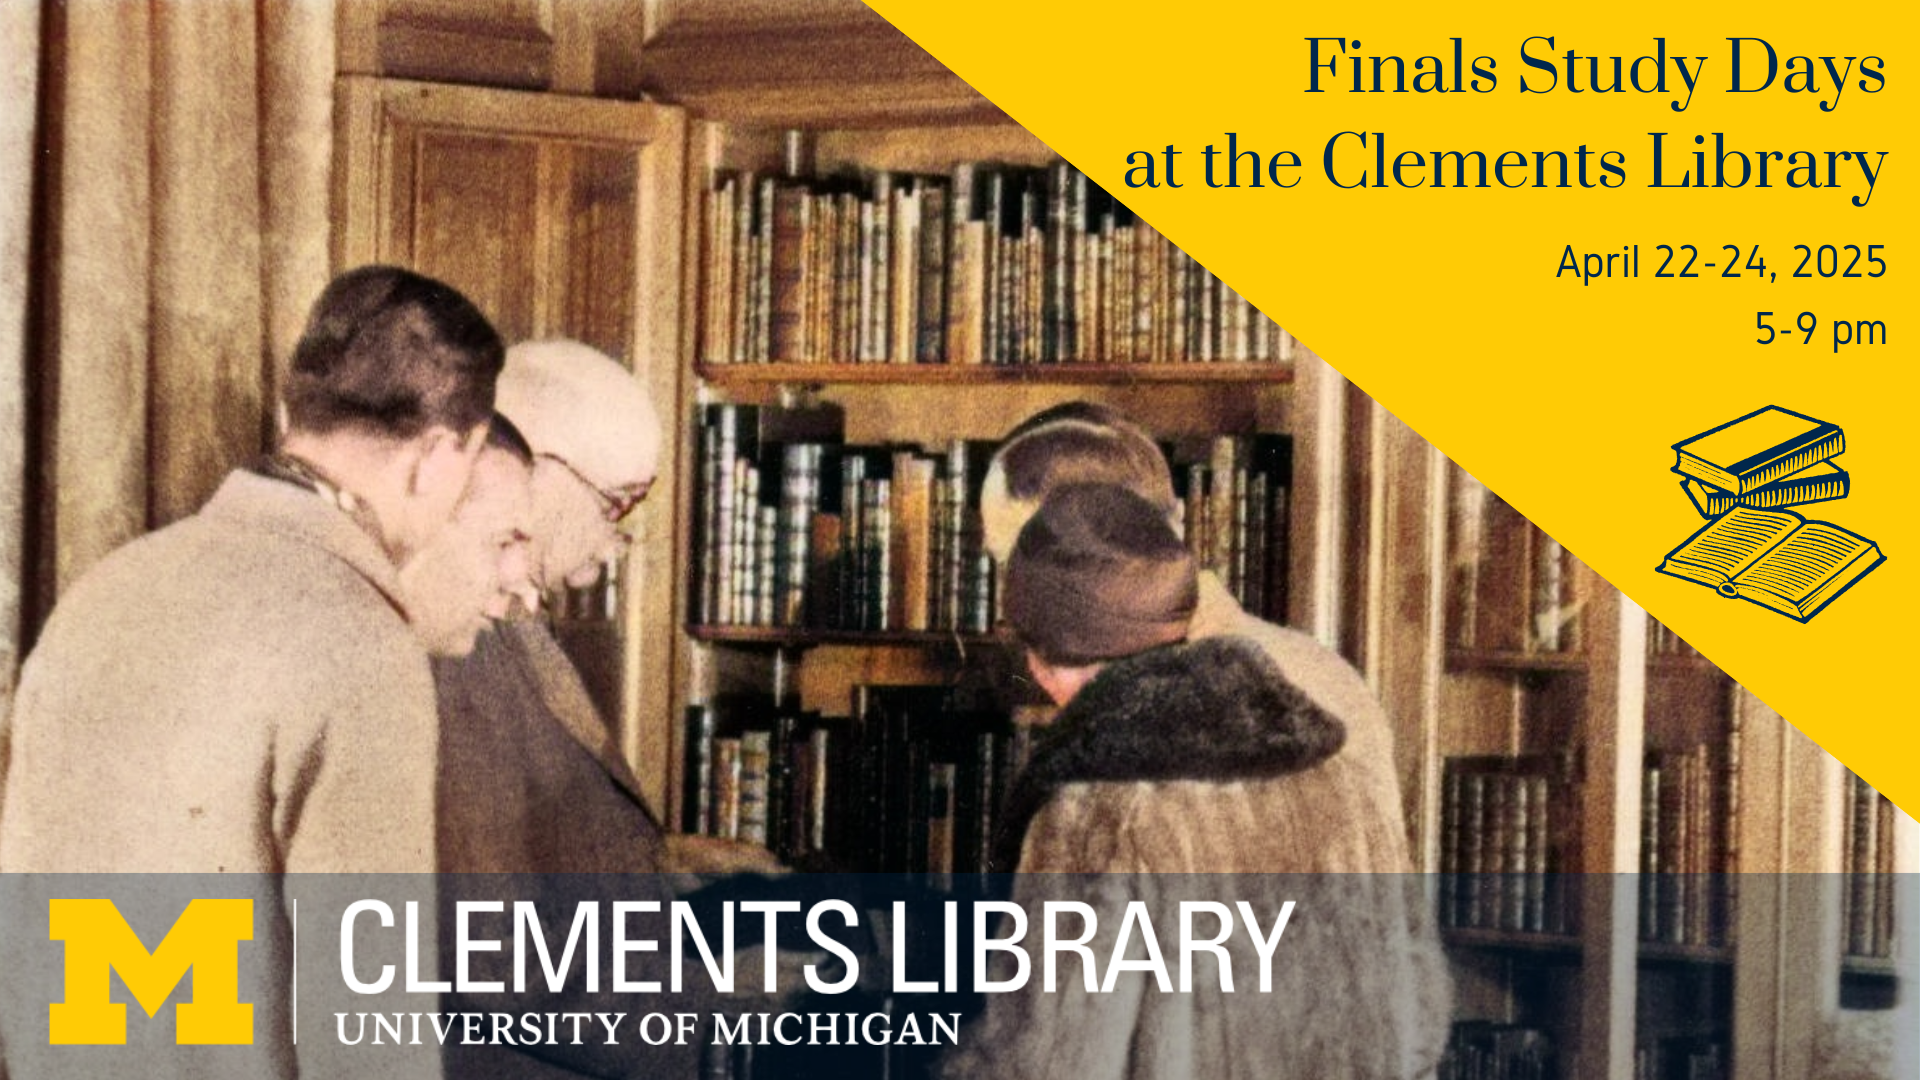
[{"left": 538, "top": 453, "right": 651, "bottom": 524}]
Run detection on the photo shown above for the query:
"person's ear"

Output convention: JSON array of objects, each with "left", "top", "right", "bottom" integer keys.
[
  {"left": 407, "top": 423, "right": 486, "bottom": 501},
  {"left": 1027, "top": 650, "right": 1074, "bottom": 707},
  {"left": 981, "top": 474, "right": 1037, "bottom": 564},
  {"left": 1028, "top": 650, "right": 1103, "bottom": 707}
]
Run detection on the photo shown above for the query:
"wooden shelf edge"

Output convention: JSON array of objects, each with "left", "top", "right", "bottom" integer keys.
[
  {"left": 1441, "top": 926, "right": 1585, "bottom": 959},
  {"left": 1841, "top": 954, "right": 1900, "bottom": 979},
  {"left": 1445, "top": 648, "right": 1589, "bottom": 674},
  {"left": 1637, "top": 940, "right": 1734, "bottom": 966},
  {"left": 695, "top": 361, "right": 1296, "bottom": 387},
  {"left": 688, "top": 625, "right": 1006, "bottom": 649},
  {"left": 1647, "top": 655, "right": 1726, "bottom": 676},
  {"left": 639, "top": 2, "right": 1003, "bottom": 129}
]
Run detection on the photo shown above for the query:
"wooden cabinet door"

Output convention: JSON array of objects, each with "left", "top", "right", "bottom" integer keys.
[{"left": 334, "top": 76, "right": 686, "bottom": 811}]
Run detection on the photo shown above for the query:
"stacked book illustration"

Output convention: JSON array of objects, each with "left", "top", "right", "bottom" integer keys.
[{"left": 1658, "top": 406, "right": 1884, "bottom": 622}]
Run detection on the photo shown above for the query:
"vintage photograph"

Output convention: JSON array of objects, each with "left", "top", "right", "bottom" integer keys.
[{"left": 0, "top": 3, "right": 1907, "bottom": 1080}]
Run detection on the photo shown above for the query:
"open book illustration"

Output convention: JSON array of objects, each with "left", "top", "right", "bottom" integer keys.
[{"left": 1657, "top": 505, "right": 1884, "bottom": 623}]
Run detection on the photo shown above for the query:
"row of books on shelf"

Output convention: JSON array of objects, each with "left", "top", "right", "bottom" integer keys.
[
  {"left": 1441, "top": 1022, "right": 1555, "bottom": 1080},
  {"left": 1634, "top": 1036, "right": 1727, "bottom": 1080},
  {"left": 1842, "top": 770, "right": 1900, "bottom": 960},
  {"left": 1639, "top": 735, "right": 1741, "bottom": 948},
  {"left": 1438, "top": 755, "right": 1577, "bottom": 936},
  {"left": 682, "top": 686, "right": 1048, "bottom": 882},
  {"left": 1171, "top": 433, "right": 1293, "bottom": 625},
  {"left": 695, "top": 403, "right": 995, "bottom": 633},
  {"left": 1447, "top": 475, "right": 1584, "bottom": 656},
  {"left": 694, "top": 403, "right": 1298, "bottom": 633},
  {"left": 698, "top": 157, "right": 1291, "bottom": 367}
]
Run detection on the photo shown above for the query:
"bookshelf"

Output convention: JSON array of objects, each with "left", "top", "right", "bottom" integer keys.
[
  {"left": 662, "top": 109, "right": 1326, "bottom": 878},
  {"left": 1418, "top": 457, "right": 1640, "bottom": 1080},
  {"left": 1637, "top": 617, "right": 1739, "bottom": 1080},
  {"left": 696, "top": 360, "right": 1293, "bottom": 387},
  {"left": 1398, "top": 445, "right": 1915, "bottom": 1080}
]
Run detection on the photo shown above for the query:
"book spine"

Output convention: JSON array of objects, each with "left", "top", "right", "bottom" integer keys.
[
  {"left": 1524, "top": 774, "right": 1549, "bottom": 933},
  {"left": 917, "top": 181, "right": 948, "bottom": 363},
  {"left": 839, "top": 456, "right": 867, "bottom": 631},
  {"left": 1641, "top": 758, "right": 1662, "bottom": 940},
  {"left": 684, "top": 705, "right": 716, "bottom": 835},
  {"left": 863, "top": 479, "right": 892, "bottom": 631},
  {"left": 805, "top": 725, "right": 832, "bottom": 856},
  {"left": 1739, "top": 469, "right": 1850, "bottom": 509},
  {"left": 1849, "top": 773, "right": 1877, "bottom": 955},
  {"left": 890, "top": 454, "right": 935, "bottom": 632},
  {"left": 1464, "top": 771, "right": 1487, "bottom": 929},
  {"left": 926, "top": 762, "right": 957, "bottom": 891},
  {"left": 754, "top": 504, "right": 778, "bottom": 627},
  {"left": 712, "top": 737, "right": 742, "bottom": 840},
  {"left": 1503, "top": 771, "right": 1528, "bottom": 931},
  {"left": 1531, "top": 532, "right": 1564, "bottom": 652},
  {"left": 1728, "top": 425, "right": 1844, "bottom": 493},
  {"left": 890, "top": 180, "right": 919, "bottom": 364},
  {"left": 738, "top": 730, "right": 771, "bottom": 846}
]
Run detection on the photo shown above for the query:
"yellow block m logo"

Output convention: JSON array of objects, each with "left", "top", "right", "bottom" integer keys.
[{"left": 48, "top": 898, "right": 254, "bottom": 1045}]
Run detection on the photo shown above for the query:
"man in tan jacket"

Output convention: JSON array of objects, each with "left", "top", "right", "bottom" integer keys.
[{"left": 0, "top": 266, "right": 504, "bottom": 1080}]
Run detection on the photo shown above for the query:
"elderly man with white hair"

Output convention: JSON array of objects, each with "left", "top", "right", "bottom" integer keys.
[
  {"left": 432, "top": 338, "right": 663, "bottom": 878},
  {"left": 431, "top": 339, "right": 779, "bottom": 1080}
]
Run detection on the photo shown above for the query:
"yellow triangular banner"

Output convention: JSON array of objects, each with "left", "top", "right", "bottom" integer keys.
[{"left": 865, "top": 0, "right": 1918, "bottom": 810}]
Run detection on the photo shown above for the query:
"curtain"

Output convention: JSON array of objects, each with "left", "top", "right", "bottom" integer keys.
[
  {"left": 2, "top": 0, "right": 334, "bottom": 682},
  {"left": 1, "top": 0, "right": 40, "bottom": 720}
]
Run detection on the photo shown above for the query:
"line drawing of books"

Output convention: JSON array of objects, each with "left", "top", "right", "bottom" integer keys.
[
  {"left": 1679, "top": 460, "right": 1850, "bottom": 518},
  {"left": 1672, "top": 406, "right": 1844, "bottom": 495},
  {"left": 1656, "top": 505, "right": 1884, "bottom": 623}
]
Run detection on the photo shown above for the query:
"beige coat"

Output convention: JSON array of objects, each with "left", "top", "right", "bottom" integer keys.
[
  {"left": 0, "top": 469, "right": 439, "bottom": 1079},
  {"left": 946, "top": 631, "right": 1453, "bottom": 1080},
  {"left": 1188, "top": 571, "right": 1413, "bottom": 868}
]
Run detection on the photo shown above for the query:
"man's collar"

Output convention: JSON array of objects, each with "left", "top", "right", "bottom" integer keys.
[
  {"left": 210, "top": 467, "right": 411, "bottom": 619},
  {"left": 1189, "top": 569, "right": 1248, "bottom": 638}
]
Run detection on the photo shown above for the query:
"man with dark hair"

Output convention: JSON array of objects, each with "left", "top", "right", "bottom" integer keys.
[{"left": 0, "top": 266, "right": 503, "bottom": 1080}]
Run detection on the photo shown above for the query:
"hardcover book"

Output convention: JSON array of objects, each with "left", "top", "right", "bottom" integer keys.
[
  {"left": 1679, "top": 459, "right": 1850, "bottom": 518},
  {"left": 1656, "top": 505, "right": 1884, "bottom": 622},
  {"left": 1671, "top": 405, "right": 1844, "bottom": 495}
]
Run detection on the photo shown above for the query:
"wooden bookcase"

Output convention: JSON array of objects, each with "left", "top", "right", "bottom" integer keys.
[
  {"left": 327, "top": 5, "right": 1915, "bottom": 1077},
  {"left": 1371, "top": 426, "right": 1915, "bottom": 1080},
  {"left": 662, "top": 114, "right": 1335, "bottom": 832}
]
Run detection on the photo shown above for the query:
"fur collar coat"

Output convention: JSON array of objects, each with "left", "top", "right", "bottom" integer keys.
[{"left": 943, "top": 635, "right": 1450, "bottom": 1080}]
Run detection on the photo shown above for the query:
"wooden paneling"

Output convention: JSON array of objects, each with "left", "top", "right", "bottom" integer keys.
[
  {"left": 338, "top": 0, "right": 647, "bottom": 97},
  {"left": 553, "top": 143, "right": 642, "bottom": 357},
  {"left": 334, "top": 77, "right": 686, "bottom": 810},
  {"left": 640, "top": 0, "right": 1002, "bottom": 128},
  {"left": 404, "top": 131, "right": 544, "bottom": 338}
]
